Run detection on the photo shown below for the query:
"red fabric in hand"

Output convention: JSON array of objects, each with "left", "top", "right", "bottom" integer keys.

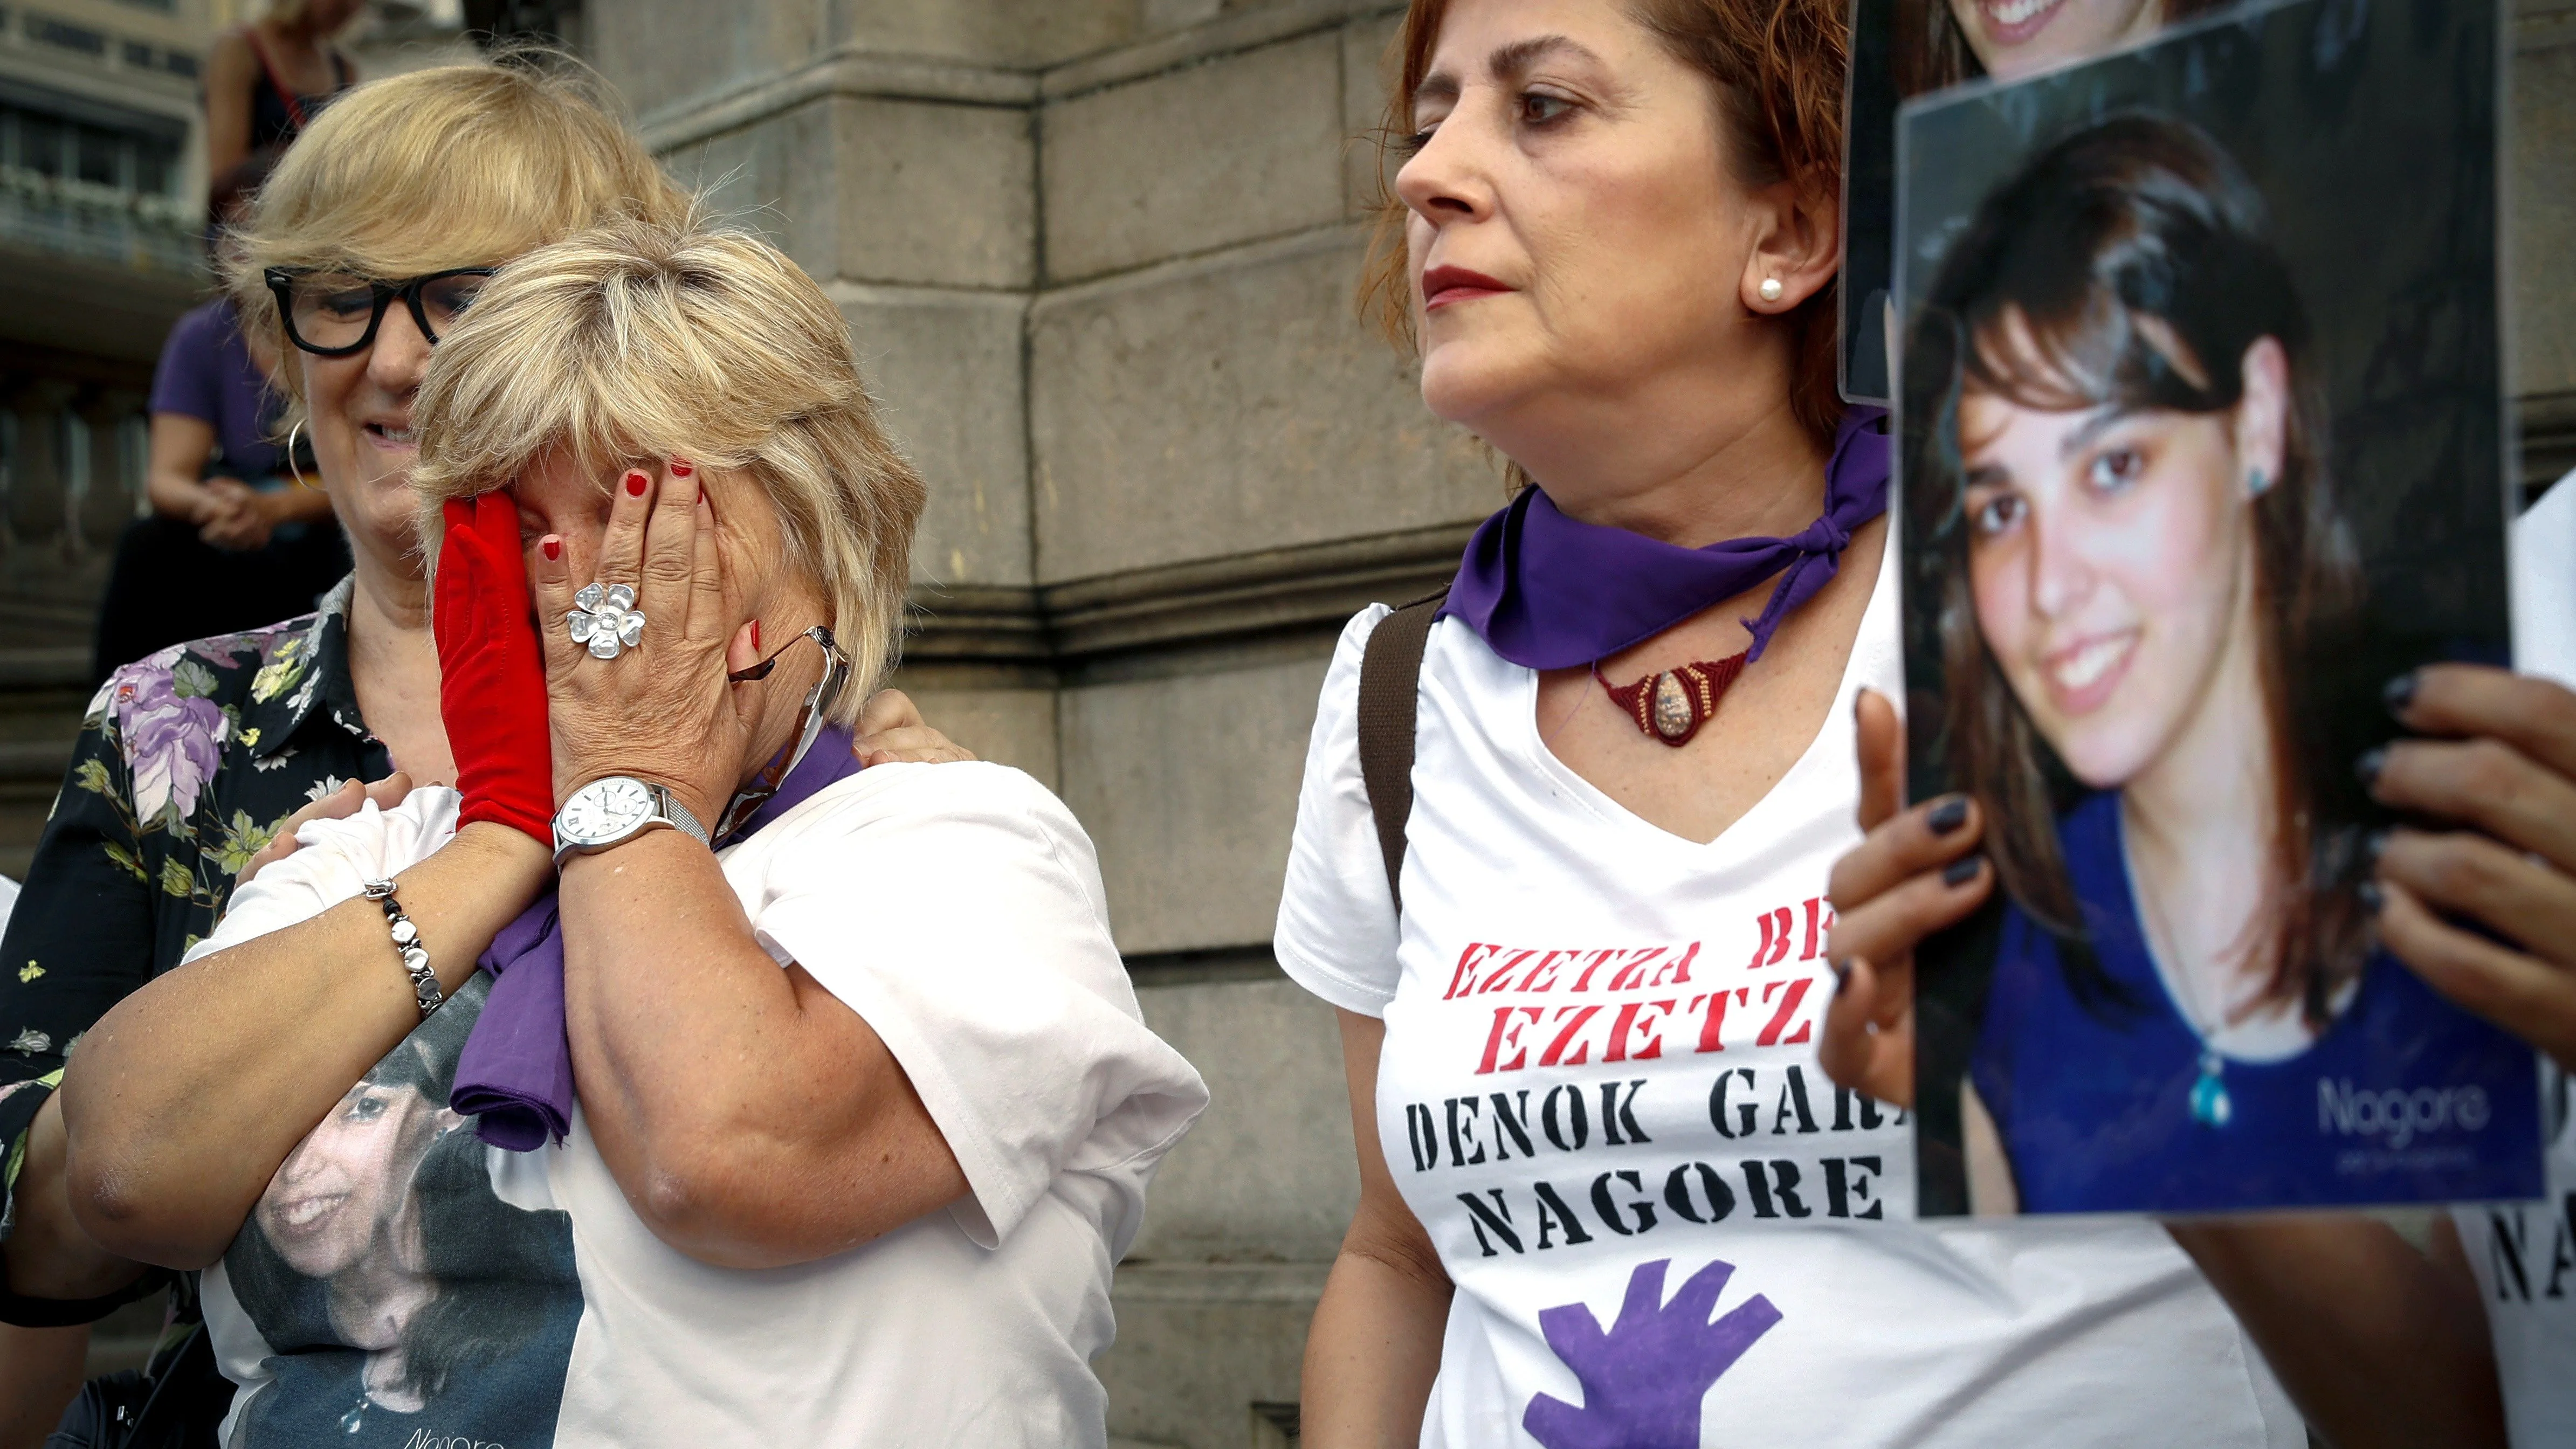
[{"left": 435, "top": 493, "right": 555, "bottom": 844}]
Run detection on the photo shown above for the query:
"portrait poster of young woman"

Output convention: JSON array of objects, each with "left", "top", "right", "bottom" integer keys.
[{"left": 1891, "top": 0, "right": 2545, "bottom": 1215}]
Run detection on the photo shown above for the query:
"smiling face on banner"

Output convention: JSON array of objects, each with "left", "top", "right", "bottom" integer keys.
[
  {"left": 1941, "top": 0, "right": 2168, "bottom": 81},
  {"left": 258, "top": 1075, "right": 451, "bottom": 1281}
]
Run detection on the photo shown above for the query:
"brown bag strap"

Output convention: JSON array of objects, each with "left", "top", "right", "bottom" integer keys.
[{"left": 1355, "top": 586, "right": 1449, "bottom": 914}]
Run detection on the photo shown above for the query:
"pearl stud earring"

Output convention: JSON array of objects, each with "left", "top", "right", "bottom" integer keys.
[{"left": 1759, "top": 277, "right": 1784, "bottom": 302}]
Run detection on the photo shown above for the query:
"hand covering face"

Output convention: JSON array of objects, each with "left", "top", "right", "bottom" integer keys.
[{"left": 434, "top": 493, "right": 555, "bottom": 844}]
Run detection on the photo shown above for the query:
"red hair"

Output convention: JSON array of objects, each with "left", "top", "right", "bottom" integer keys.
[{"left": 1357, "top": 0, "right": 1851, "bottom": 447}]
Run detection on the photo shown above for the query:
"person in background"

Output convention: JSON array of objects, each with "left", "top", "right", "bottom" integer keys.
[
  {"left": 0, "top": 61, "right": 965, "bottom": 1447},
  {"left": 1278, "top": 1, "right": 2298, "bottom": 1445},
  {"left": 91, "top": 152, "right": 350, "bottom": 686},
  {"left": 204, "top": 0, "right": 364, "bottom": 182}
]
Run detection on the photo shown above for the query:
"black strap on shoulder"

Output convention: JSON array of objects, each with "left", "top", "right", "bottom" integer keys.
[
  {"left": 1355, "top": 586, "right": 1449, "bottom": 914},
  {"left": 0, "top": 1264, "right": 171, "bottom": 1328}
]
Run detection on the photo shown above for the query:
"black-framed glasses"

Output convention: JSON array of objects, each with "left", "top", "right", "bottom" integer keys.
[{"left": 264, "top": 266, "right": 499, "bottom": 357}]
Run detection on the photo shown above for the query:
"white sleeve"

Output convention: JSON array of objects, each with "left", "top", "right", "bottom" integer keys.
[
  {"left": 2512, "top": 469, "right": 2576, "bottom": 689},
  {"left": 1272, "top": 605, "right": 1404, "bottom": 1018},
  {"left": 738, "top": 763, "right": 1208, "bottom": 1251},
  {"left": 182, "top": 788, "right": 462, "bottom": 965}
]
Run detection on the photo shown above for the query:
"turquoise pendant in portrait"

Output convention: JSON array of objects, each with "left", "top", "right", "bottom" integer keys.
[{"left": 2188, "top": 1050, "right": 2233, "bottom": 1128}]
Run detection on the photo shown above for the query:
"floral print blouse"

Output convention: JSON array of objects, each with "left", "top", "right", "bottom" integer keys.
[{"left": 0, "top": 577, "right": 389, "bottom": 1300}]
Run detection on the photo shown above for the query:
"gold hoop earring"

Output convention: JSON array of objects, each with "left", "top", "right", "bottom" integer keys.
[{"left": 285, "top": 419, "right": 320, "bottom": 492}]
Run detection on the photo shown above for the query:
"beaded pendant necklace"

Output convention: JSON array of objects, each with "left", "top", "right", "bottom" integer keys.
[
  {"left": 2131, "top": 834, "right": 2240, "bottom": 1130},
  {"left": 1591, "top": 653, "right": 1750, "bottom": 748}
]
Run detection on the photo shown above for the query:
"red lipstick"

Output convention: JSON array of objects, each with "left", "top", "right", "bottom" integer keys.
[{"left": 1422, "top": 265, "right": 1514, "bottom": 311}]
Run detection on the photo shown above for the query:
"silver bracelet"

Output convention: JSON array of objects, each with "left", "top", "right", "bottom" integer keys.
[{"left": 359, "top": 878, "right": 444, "bottom": 1019}]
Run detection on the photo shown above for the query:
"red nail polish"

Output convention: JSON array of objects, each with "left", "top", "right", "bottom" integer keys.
[
  {"left": 670, "top": 459, "right": 694, "bottom": 478},
  {"left": 541, "top": 537, "right": 561, "bottom": 561},
  {"left": 625, "top": 472, "right": 649, "bottom": 497},
  {"left": 751, "top": 618, "right": 761, "bottom": 652}
]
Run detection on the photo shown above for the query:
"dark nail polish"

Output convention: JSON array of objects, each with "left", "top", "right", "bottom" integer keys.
[
  {"left": 1928, "top": 796, "right": 1969, "bottom": 835},
  {"left": 2364, "top": 828, "right": 2390, "bottom": 865},
  {"left": 2382, "top": 671, "right": 2420, "bottom": 718},
  {"left": 540, "top": 537, "right": 561, "bottom": 561},
  {"left": 625, "top": 472, "right": 649, "bottom": 497},
  {"left": 2356, "top": 747, "right": 2387, "bottom": 790},
  {"left": 1944, "top": 854, "right": 1983, "bottom": 887},
  {"left": 2358, "top": 880, "right": 2386, "bottom": 915},
  {"left": 1829, "top": 958, "right": 1851, "bottom": 991}
]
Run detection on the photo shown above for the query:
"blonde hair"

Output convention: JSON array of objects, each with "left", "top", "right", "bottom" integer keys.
[
  {"left": 410, "top": 220, "right": 927, "bottom": 718},
  {"left": 224, "top": 56, "right": 690, "bottom": 418}
]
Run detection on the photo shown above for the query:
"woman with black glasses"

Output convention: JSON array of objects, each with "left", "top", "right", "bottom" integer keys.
[{"left": 0, "top": 60, "right": 964, "bottom": 1441}]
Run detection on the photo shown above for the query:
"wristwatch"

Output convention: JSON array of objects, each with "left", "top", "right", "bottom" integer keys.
[{"left": 553, "top": 777, "right": 710, "bottom": 865}]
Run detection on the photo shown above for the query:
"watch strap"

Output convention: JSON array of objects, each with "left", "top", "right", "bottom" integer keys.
[{"left": 653, "top": 785, "right": 710, "bottom": 847}]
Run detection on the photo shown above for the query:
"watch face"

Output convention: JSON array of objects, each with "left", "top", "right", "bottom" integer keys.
[{"left": 562, "top": 778, "right": 656, "bottom": 845}]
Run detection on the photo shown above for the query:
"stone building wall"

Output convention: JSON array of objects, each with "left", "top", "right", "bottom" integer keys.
[{"left": 580, "top": 3, "right": 2576, "bottom": 1445}]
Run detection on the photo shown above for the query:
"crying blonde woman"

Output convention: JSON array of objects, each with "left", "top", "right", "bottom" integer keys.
[{"left": 54, "top": 217, "right": 1207, "bottom": 1448}]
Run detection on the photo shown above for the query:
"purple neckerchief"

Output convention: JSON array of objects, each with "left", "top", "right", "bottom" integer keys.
[
  {"left": 1439, "top": 406, "right": 1890, "bottom": 668},
  {"left": 450, "top": 725, "right": 864, "bottom": 1150}
]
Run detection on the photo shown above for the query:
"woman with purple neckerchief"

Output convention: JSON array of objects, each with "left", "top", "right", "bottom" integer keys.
[{"left": 1276, "top": 1, "right": 2304, "bottom": 1446}]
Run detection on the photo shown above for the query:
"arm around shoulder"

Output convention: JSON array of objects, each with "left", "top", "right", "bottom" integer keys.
[{"left": 61, "top": 815, "right": 549, "bottom": 1268}]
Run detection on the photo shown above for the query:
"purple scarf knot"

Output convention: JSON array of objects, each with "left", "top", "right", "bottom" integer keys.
[
  {"left": 1440, "top": 406, "right": 1890, "bottom": 670},
  {"left": 450, "top": 726, "right": 863, "bottom": 1150}
]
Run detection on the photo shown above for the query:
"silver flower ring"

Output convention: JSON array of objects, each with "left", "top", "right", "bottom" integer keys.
[{"left": 567, "top": 582, "right": 645, "bottom": 660}]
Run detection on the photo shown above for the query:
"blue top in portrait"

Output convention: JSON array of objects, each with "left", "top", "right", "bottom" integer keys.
[{"left": 1970, "top": 791, "right": 2543, "bottom": 1213}]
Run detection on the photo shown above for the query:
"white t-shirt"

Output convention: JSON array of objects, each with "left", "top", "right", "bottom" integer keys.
[
  {"left": 2454, "top": 471, "right": 2576, "bottom": 1447},
  {"left": 1275, "top": 538, "right": 2301, "bottom": 1448},
  {"left": 187, "top": 762, "right": 1209, "bottom": 1449}
]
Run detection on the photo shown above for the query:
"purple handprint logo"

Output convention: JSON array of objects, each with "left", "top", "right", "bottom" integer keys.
[{"left": 1523, "top": 1257, "right": 1782, "bottom": 1449}]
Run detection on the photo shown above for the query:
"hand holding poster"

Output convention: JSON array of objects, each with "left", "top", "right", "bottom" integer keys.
[{"left": 1893, "top": 0, "right": 2543, "bottom": 1215}]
